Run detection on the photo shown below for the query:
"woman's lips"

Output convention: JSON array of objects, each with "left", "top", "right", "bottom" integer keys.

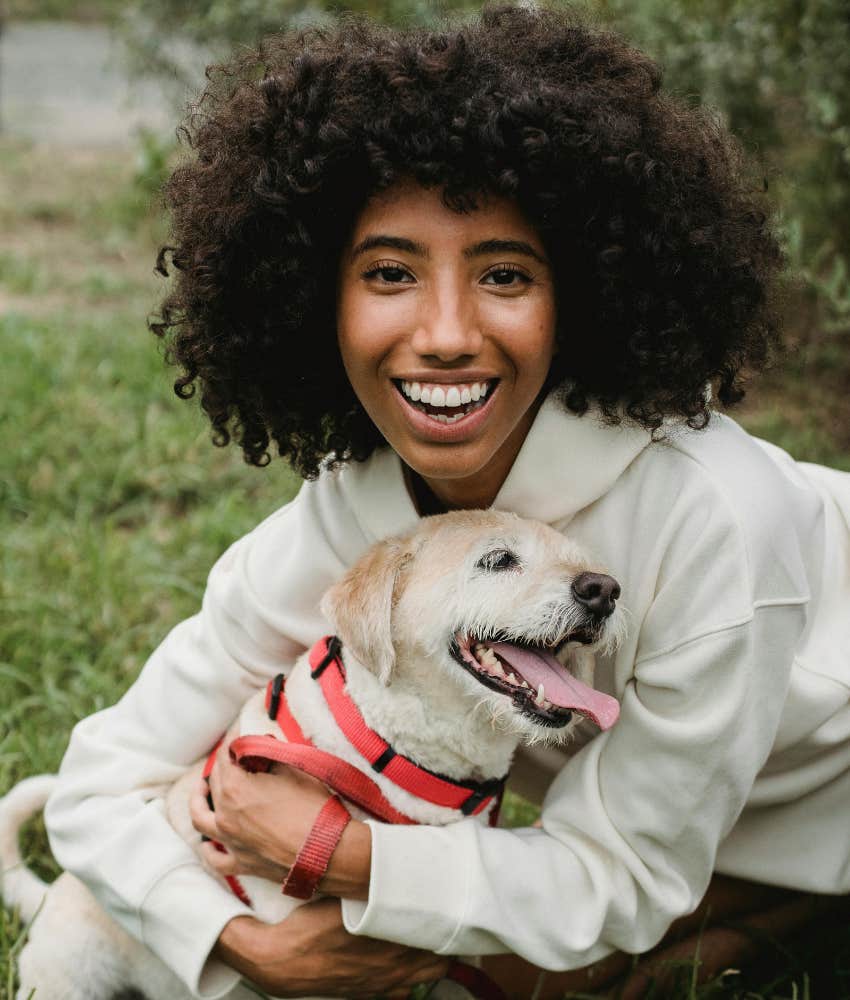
[{"left": 392, "top": 379, "right": 499, "bottom": 442}]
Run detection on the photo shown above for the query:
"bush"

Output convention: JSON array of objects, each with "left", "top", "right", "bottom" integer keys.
[{"left": 598, "top": 0, "right": 850, "bottom": 337}]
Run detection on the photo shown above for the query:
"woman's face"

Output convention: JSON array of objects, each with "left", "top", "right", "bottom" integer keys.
[{"left": 336, "top": 179, "right": 557, "bottom": 510}]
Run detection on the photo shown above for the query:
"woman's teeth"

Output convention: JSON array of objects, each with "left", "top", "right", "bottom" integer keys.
[{"left": 399, "top": 380, "right": 493, "bottom": 423}]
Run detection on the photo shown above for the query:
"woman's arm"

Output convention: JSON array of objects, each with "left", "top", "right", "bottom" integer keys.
[{"left": 215, "top": 902, "right": 448, "bottom": 999}]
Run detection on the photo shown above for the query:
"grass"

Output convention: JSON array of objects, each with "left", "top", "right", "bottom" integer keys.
[{"left": 1, "top": 135, "right": 849, "bottom": 999}]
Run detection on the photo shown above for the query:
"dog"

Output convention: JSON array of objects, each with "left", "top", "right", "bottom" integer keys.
[{"left": 1, "top": 509, "right": 624, "bottom": 1000}]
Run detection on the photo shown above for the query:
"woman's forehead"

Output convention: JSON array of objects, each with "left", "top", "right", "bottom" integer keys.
[{"left": 345, "top": 179, "right": 547, "bottom": 256}]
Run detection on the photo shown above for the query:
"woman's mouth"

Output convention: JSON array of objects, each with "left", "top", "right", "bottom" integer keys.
[{"left": 393, "top": 378, "right": 498, "bottom": 425}]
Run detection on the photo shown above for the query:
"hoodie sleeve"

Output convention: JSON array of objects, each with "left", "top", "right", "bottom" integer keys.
[
  {"left": 45, "top": 477, "right": 362, "bottom": 998},
  {"left": 341, "top": 603, "right": 804, "bottom": 966}
]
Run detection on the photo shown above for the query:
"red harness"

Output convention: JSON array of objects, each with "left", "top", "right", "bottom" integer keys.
[{"left": 203, "top": 636, "right": 510, "bottom": 1000}]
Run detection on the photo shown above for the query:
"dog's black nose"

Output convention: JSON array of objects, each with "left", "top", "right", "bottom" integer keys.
[{"left": 572, "top": 573, "right": 621, "bottom": 619}]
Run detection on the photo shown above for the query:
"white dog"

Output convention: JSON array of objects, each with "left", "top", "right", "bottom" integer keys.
[{"left": 1, "top": 509, "right": 624, "bottom": 1000}]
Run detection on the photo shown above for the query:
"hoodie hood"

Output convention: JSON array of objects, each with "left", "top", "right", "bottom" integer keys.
[
  {"left": 493, "top": 394, "right": 652, "bottom": 524},
  {"left": 346, "top": 393, "right": 652, "bottom": 543}
]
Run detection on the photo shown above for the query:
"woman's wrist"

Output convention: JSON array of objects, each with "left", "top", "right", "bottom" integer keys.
[
  {"left": 319, "top": 817, "right": 372, "bottom": 900},
  {"left": 215, "top": 914, "right": 265, "bottom": 969}
]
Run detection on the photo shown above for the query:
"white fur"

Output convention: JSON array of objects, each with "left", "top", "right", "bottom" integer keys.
[
  {"left": 2, "top": 510, "right": 624, "bottom": 1000},
  {"left": 0, "top": 775, "right": 58, "bottom": 921}
]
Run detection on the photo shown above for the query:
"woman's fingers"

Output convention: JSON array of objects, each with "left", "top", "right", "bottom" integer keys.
[
  {"left": 189, "top": 778, "right": 219, "bottom": 839},
  {"left": 199, "top": 839, "right": 237, "bottom": 873}
]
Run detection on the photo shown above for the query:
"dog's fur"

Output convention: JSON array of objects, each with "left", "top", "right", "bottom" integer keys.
[{"left": 1, "top": 510, "right": 624, "bottom": 1000}]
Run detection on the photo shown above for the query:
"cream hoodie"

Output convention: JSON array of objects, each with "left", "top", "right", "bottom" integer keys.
[{"left": 45, "top": 397, "right": 850, "bottom": 997}]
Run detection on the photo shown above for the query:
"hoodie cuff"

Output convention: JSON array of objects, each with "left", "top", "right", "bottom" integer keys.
[
  {"left": 140, "top": 864, "right": 252, "bottom": 999},
  {"left": 340, "top": 819, "right": 476, "bottom": 954}
]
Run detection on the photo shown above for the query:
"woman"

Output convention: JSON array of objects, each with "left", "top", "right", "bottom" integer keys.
[{"left": 45, "top": 5, "right": 850, "bottom": 998}]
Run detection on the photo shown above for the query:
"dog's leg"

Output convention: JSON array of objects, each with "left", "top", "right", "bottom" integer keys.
[{"left": 16, "top": 871, "right": 194, "bottom": 1000}]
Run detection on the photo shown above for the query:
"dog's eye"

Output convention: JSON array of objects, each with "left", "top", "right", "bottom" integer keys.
[{"left": 476, "top": 549, "right": 520, "bottom": 572}]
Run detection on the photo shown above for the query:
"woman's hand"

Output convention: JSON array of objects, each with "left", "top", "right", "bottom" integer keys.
[
  {"left": 189, "top": 743, "right": 371, "bottom": 898},
  {"left": 215, "top": 900, "right": 449, "bottom": 999}
]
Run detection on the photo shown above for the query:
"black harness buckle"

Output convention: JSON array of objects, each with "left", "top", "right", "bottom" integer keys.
[
  {"left": 371, "top": 746, "right": 397, "bottom": 773},
  {"left": 461, "top": 789, "right": 488, "bottom": 816},
  {"left": 267, "top": 673, "right": 285, "bottom": 721},
  {"left": 311, "top": 635, "right": 342, "bottom": 679}
]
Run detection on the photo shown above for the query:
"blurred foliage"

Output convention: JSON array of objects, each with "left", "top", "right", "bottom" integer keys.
[
  {"left": 596, "top": 0, "right": 850, "bottom": 339},
  {"left": 4, "top": 0, "right": 126, "bottom": 20}
]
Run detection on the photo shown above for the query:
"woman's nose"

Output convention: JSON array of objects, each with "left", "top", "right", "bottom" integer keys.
[{"left": 409, "top": 289, "right": 484, "bottom": 360}]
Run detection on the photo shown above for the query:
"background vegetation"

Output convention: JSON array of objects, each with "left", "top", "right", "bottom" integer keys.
[{"left": 1, "top": 1, "right": 849, "bottom": 998}]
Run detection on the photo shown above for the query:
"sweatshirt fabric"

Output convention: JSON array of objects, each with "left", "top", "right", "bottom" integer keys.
[{"left": 45, "top": 396, "right": 850, "bottom": 997}]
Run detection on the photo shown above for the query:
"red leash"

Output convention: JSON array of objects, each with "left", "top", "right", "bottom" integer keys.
[{"left": 206, "top": 636, "right": 510, "bottom": 1000}]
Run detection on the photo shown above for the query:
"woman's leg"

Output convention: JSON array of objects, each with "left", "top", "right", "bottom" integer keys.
[{"left": 479, "top": 874, "right": 847, "bottom": 999}]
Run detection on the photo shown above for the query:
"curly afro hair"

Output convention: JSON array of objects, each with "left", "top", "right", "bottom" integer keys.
[{"left": 151, "top": 1, "right": 784, "bottom": 478}]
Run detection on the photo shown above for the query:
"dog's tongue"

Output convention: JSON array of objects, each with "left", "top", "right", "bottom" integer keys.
[{"left": 488, "top": 642, "right": 620, "bottom": 730}]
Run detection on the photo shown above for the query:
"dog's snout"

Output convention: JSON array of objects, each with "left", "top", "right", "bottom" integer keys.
[{"left": 571, "top": 572, "right": 621, "bottom": 619}]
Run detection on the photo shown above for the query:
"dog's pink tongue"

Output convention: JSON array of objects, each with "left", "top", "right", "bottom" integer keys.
[{"left": 488, "top": 642, "right": 620, "bottom": 730}]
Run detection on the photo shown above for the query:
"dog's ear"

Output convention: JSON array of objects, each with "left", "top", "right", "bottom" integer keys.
[{"left": 320, "top": 539, "right": 409, "bottom": 685}]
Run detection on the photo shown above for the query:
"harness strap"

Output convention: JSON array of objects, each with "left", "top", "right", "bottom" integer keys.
[
  {"left": 308, "top": 636, "right": 506, "bottom": 819},
  {"left": 265, "top": 676, "right": 307, "bottom": 744}
]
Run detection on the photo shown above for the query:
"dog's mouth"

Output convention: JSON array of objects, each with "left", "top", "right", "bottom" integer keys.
[{"left": 450, "top": 633, "right": 620, "bottom": 730}]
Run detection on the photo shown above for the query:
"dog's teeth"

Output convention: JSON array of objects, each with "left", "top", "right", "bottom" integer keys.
[
  {"left": 493, "top": 660, "right": 505, "bottom": 676},
  {"left": 536, "top": 683, "right": 545, "bottom": 705}
]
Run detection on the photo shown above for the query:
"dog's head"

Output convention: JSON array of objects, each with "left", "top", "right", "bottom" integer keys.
[{"left": 321, "top": 510, "right": 623, "bottom": 742}]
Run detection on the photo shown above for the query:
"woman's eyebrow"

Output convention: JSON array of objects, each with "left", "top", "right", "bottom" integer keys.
[
  {"left": 350, "top": 235, "right": 429, "bottom": 260},
  {"left": 349, "top": 234, "right": 546, "bottom": 264},
  {"left": 464, "top": 239, "right": 547, "bottom": 265}
]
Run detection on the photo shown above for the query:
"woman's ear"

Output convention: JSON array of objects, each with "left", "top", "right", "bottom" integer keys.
[{"left": 320, "top": 539, "right": 409, "bottom": 685}]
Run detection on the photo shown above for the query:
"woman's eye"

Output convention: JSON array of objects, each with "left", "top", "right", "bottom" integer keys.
[
  {"left": 362, "top": 263, "right": 414, "bottom": 284},
  {"left": 482, "top": 266, "right": 532, "bottom": 287}
]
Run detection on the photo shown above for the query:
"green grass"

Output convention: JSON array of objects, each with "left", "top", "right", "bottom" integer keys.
[
  {"left": 0, "top": 138, "right": 300, "bottom": 998},
  {"left": 1, "top": 136, "right": 849, "bottom": 999}
]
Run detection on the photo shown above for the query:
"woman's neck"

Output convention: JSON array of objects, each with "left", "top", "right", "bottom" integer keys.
[
  {"left": 405, "top": 466, "right": 504, "bottom": 513},
  {"left": 404, "top": 398, "right": 542, "bottom": 513}
]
